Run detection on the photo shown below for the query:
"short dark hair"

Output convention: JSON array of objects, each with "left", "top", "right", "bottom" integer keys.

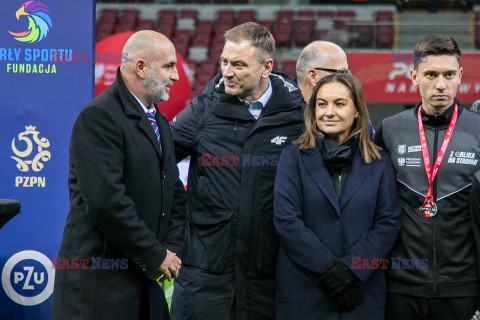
[
  {"left": 224, "top": 22, "right": 275, "bottom": 62},
  {"left": 413, "top": 34, "right": 461, "bottom": 70}
]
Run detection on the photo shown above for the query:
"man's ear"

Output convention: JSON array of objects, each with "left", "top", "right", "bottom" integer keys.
[
  {"left": 411, "top": 68, "right": 418, "bottom": 86},
  {"left": 262, "top": 59, "right": 273, "bottom": 78},
  {"left": 135, "top": 59, "right": 147, "bottom": 79},
  {"left": 307, "top": 69, "right": 317, "bottom": 87}
]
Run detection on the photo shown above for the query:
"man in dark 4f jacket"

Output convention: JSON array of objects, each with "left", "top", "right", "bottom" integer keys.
[
  {"left": 375, "top": 34, "right": 480, "bottom": 320},
  {"left": 169, "top": 22, "right": 305, "bottom": 320}
]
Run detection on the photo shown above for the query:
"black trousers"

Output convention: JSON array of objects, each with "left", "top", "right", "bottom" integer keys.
[{"left": 386, "top": 292, "right": 480, "bottom": 320}]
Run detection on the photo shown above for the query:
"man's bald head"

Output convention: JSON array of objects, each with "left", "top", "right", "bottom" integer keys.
[
  {"left": 296, "top": 41, "right": 348, "bottom": 102},
  {"left": 296, "top": 41, "right": 348, "bottom": 85},
  {"left": 121, "top": 30, "right": 173, "bottom": 74}
]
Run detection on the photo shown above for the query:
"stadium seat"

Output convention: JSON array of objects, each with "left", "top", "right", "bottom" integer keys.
[
  {"left": 318, "top": 10, "right": 335, "bottom": 19},
  {"left": 174, "top": 29, "right": 192, "bottom": 42},
  {"left": 295, "top": 23, "right": 314, "bottom": 46},
  {"left": 136, "top": 19, "right": 154, "bottom": 31},
  {"left": 216, "top": 19, "right": 235, "bottom": 33},
  {"left": 180, "top": 9, "right": 197, "bottom": 21},
  {"left": 337, "top": 10, "right": 355, "bottom": 20},
  {"left": 154, "top": 24, "right": 175, "bottom": 40},
  {"left": 295, "top": 11, "right": 315, "bottom": 46},
  {"left": 237, "top": 9, "right": 255, "bottom": 24},
  {"left": 313, "top": 29, "right": 333, "bottom": 42},
  {"left": 376, "top": 10, "right": 394, "bottom": 22},
  {"left": 158, "top": 9, "right": 177, "bottom": 25},
  {"left": 274, "top": 10, "right": 293, "bottom": 47},
  {"left": 98, "top": 9, "right": 118, "bottom": 24},
  {"left": 218, "top": 9, "right": 235, "bottom": 23},
  {"left": 353, "top": 24, "right": 374, "bottom": 48},
  {"left": 193, "top": 20, "right": 214, "bottom": 47},
  {"left": 209, "top": 38, "right": 224, "bottom": 60},
  {"left": 376, "top": 26, "right": 394, "bottom": 48},
  {"left": 192, "top": 32, "right": 212, "bottom": 47},
  {"left": 280, "top": 60, "right": 296, "bottom": 79}
]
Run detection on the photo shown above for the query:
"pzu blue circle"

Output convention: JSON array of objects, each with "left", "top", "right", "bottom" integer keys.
[{"left": 10, "top": 259, "right": 48, "bottom": 297}]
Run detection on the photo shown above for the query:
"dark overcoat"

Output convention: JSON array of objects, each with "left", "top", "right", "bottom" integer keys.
[
  {"left": 273, "top": 144, "right": 401, "bottom": 320},
  {"left": 51, "top": 69, "right": 186, "bottom": 320}
]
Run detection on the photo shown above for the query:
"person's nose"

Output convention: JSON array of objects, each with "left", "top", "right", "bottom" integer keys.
[
  {"left": 171, "top": 66, "right": 179, "bottom": 82},
  {"left": 222, "top": 63, "right": 233, "bottom": 78},
  {"left": 324, "top": 104, "right": 336, "bottom": 117},
  {"left": 436, "top": 75, "right": 447, "bottom": 91}
]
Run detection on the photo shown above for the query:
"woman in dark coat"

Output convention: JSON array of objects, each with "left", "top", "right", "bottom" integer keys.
[{"left": 273, "top": 74, "right": 401, "bottom": 320}]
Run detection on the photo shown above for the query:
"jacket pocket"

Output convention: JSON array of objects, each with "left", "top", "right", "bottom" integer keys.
[{"left": 183, "top": 211, "right": 233, "bottom": 273}]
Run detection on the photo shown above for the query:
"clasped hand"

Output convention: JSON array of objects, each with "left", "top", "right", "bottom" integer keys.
[
  {"left": 319, "top": 260, "right": 361, "bottom": 313},
  {"left": 149, "top": 249, "right": 182, "bottom": 282}
]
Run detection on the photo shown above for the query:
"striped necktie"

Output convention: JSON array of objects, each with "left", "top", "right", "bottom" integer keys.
[{"left": 146, "top": 111, "right": 162, "bottom": 151}]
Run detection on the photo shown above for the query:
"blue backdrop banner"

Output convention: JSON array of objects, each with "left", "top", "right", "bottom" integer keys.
[{"left": 0, "top": 0, "right": 94, "bottom": 319}]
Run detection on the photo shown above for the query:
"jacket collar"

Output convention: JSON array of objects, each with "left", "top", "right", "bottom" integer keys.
[
  {"left": 211, "top": 72, "right": 305, "bottom": 120},
  {"left": 301, "top": 145, "right": 372, "bottom": 215},
  {"left": 414, "top": 98, "right": 463, "bottom": 128}
]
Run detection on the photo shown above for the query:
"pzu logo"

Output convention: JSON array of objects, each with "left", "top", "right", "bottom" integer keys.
[{"left": 1, "top": 250, "right": 55, "bottom": 306}]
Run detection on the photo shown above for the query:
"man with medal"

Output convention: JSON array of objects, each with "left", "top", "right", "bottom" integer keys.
[{"left": 375, "top": 34, "right": 480, "bottom": 320}]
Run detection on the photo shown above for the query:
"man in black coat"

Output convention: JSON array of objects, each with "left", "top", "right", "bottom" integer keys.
[
  {"left": 169, "top": 22, "right": 305, "bottom": 320},
  {"left": 51, "top": 31, "right": 186, "bottom": 320}
]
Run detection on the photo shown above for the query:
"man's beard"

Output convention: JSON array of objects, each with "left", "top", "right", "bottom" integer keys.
[{"left": 143, "top": 69, "right": 171, "bottom": 104}]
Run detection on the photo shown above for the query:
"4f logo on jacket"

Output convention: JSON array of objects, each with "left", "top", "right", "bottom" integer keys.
[
  {"left": 271, "top": 136, "right": 287, "bottom": 145},
  {"left": 471, "top": 310, "right": 480, "bottom": 320}
]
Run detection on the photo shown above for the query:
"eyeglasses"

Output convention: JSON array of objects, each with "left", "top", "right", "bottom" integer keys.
[{"left": 313, "top": 67, "right": 350, "bottom": 75}]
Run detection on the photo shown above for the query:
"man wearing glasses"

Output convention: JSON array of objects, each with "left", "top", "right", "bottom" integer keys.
[
  {"left": 296, "top": 40, "right": 374, "bottom": 137},
  {"left": 296, "top": 41, "right": 350, "bottom": 103}
]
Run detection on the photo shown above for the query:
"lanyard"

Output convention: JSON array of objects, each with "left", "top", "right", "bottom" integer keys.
[{"left": 417, "top": 104, "right": 458, "bottom": 219}]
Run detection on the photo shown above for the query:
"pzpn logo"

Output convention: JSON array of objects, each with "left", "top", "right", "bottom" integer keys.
[
  {"left": 8, "top": 1, "right": 52, "bottom": 43},
  {"left": 11, "top": 125, "right": 51, "bottom": 173},
  {"left": 11, "top": 125, "right": 51, "bottom": 188}
]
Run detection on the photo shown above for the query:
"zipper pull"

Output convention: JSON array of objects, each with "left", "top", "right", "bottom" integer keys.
[{"left": 234, "top": 121, "right": 238, "bottom": 131}]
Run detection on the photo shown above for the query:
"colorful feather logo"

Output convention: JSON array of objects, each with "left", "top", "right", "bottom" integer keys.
[{"left": 8, "top": 1, "right": 52, "bottom": 43}]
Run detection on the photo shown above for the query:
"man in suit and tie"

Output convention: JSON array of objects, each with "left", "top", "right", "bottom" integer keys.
[{"left": 52, "top": 30, "right": 186, "bottom": 320}]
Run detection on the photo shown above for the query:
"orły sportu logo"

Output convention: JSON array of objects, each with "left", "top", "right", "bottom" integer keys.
[{"left": 8, "top": 1, "right": 52, "bottom": 43}]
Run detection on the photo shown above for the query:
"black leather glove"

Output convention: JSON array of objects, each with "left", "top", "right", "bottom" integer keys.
[
  {"left": 319, "top": 260, "right": 358, "bottom": 297},
  {"left": 337, "top": 284, "right": 361, "bottom": 313}
]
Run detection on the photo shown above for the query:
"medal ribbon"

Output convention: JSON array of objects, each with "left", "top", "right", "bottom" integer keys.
[{"left": 417, "top": 103, "right": 458, "bottom": 206}]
